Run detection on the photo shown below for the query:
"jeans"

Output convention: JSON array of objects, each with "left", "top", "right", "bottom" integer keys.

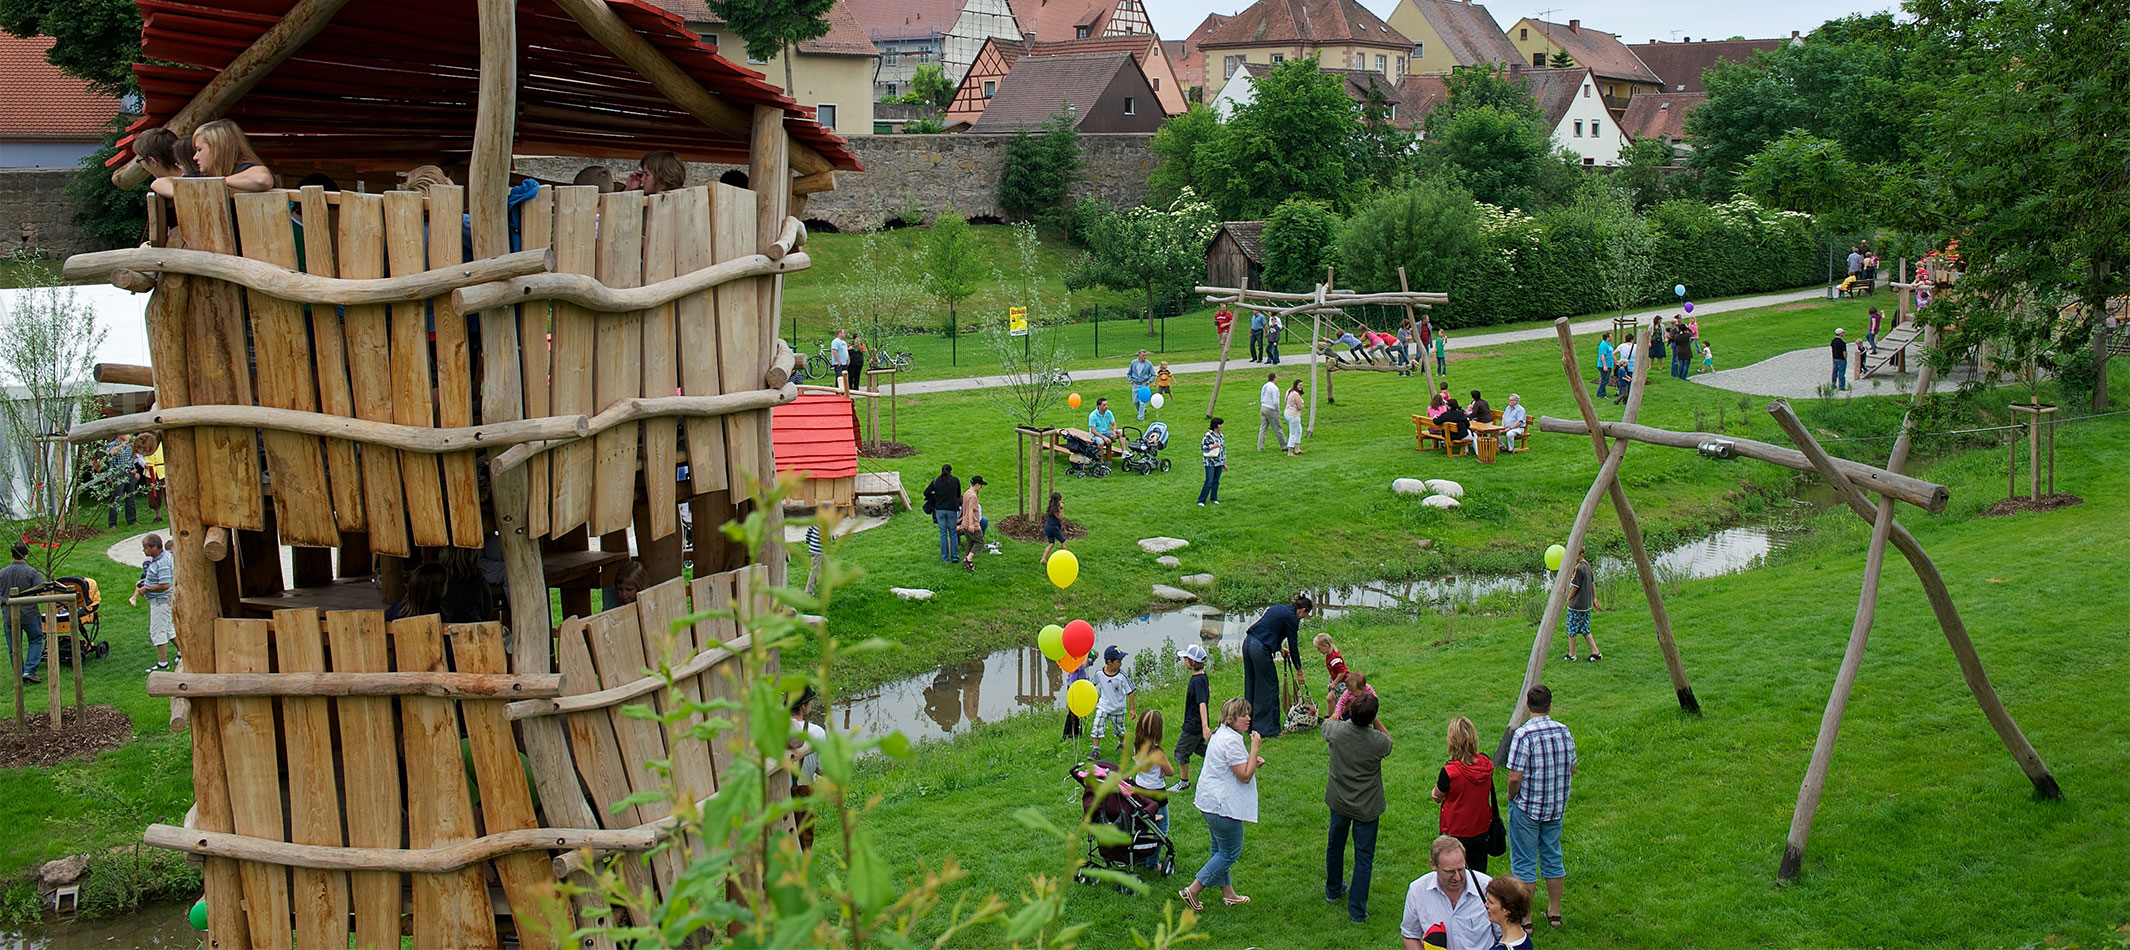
[
  {"left": 1267, "top": 340, "right": 1280, "bottom": 364},
  {"left": 1436, "top": 353, "right": 1447, "bottom": 375},
  {"left": 1326, "top": 810, "right": 1378, "bottom": 920},
  {"left": 1508, "top": 800, "right": 1566, "bottom": 883},
  {"left": 1196, "top": 811, "right": 1245, "bottom": 889},
  {"left": 933, "top": 508, "right": 961, "bottom": 561},
  {"left": 1865, "top": 331, "right": 1878, "bottom": 354},
  {"left": 1198, "top": 464, "right": 1222, "bottom": 504},
  {"left": 1389, "top": 344, "right": 1409, "bottom": 368},
  {"left": 1672, "top": 354, "right": 1689, "bottom": 379},
  {"left": 108, "top": 472, "right": 137, "bottom": 527},
  {"left": 1832, "top": 358, "right": 1848, "bottom": 390},
  {"left": 1595, "top": 364, "right": 1610, "bottom": 397},
  {"left": 1249, "top": 327, "right": 1264, "bottom": 361},
  {"left": 10, "top": 608, "right": 43, "bottom": 677}
]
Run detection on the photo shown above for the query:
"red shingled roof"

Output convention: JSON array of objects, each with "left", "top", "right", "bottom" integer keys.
[
  {"left": 0, "top": 34, "right": 123, "bottom": 141},
  {"left": 1626, "top": 39, "right": 1787, "bottom": 94},
  {"left": 643, "top": 0, "right": 878, "bottom": 56},
  {"left": 1200, "top": 0, "right": 1410, "bottom": 50},
  {"left": 1520, "top": 19, "right": 1660, "bottom": 87},
  {"left": 773, "top": 391, "right": 860, "bottom": 480},
  {"left": 117, "top": 0, "right": 862, "bottom": 171},
  {"left": 1620, "top": 91, "right": 1705, "bottom": 141}
]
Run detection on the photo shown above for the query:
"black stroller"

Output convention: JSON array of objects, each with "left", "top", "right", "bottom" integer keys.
[
  {"left": 1059, "top": 429, "right": 1112, "bottom": 479},
  {"left": 1069, "top": 759, "right": 1176, "bottom": 889},
  {"left": 1120, "top": 423, "right": 1171, "bottom": 476}
]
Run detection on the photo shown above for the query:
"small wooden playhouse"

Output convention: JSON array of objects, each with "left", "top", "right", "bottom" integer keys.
[{"left": 60, "top": 0, "right": 861, "bottom": 944}]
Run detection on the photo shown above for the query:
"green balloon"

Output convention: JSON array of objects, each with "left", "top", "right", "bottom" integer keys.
[
  {"left": 190, "top": 898, "right": 209, "bottom": 930},
  {"left": 1038, "top": 624, "right": 1066, "bottom": 662}
]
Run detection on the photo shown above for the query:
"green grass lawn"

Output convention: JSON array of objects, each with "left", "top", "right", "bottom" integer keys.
[
  {"left": 809, "top": 293, "right": 1949, "bottom": 693},
  {"left": 831, "top": 387, "right": 2130, "bottom": 947}
]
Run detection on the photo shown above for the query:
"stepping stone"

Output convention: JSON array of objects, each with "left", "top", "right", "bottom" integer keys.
[
  {"left": 1415, "top": 539, "right": 1433, "bottom": 549},
  {"left": 889, "top": 587, "right": 934, "bottom": 601},
  {"left": 1139, "top": 537, "right": 1190, "bottom": 554},
  {"left": 1421, "top": 495, "right": 1461, "bottom": 510},
  {"left": 1392, "top": 477, "right": 1427, "bottom": 495},
  {"left": 1157, "top": 555, "right": 1182, "bottom": 567},
  {"left": 1179, "top": 573, "right": 1215, "bottom": 587},
  {"left": 1425, "top": 479, "right": 1465, "bottom": 498},
  {"left": 1151, "top": 584, "right": 1198, "bottom": 602}
]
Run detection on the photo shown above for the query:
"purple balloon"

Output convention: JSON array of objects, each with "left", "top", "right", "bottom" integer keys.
[{"left": 1683, "top": 301, "right": 1694, "bottom": 313}]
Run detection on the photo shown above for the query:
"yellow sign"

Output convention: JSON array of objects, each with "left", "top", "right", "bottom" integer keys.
[{"left": 1009, "top": 306, "right": 1028, "bottom": 336}]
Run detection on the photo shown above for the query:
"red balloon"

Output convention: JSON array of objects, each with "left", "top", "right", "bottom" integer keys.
[{"left": 1062, "top": 619, "right": 1095, "bottom": 659}]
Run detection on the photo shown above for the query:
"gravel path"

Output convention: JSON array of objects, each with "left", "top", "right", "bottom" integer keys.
[
  {"left": 899, "top": 287, "right": 1828, "bottom": 395},
  {"left": 1690, "top": 347, "right": 1975, "bottom": 399}
]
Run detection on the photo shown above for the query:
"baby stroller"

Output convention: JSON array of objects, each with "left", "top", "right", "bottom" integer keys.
[
  {"left": 1059, "top": 430, "right": 1111, "bottom": 479},
  {"left": 1069, "top": 760, "right": 1176, "bottom": 888},
  {"left": 41, "top": 577, "right": 107, "bottom": 664},
  {"left": 1120, "top": 423, "right": 1171, "bottom": 476}
]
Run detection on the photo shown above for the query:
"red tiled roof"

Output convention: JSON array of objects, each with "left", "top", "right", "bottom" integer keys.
[
  {"left": 849, "top": 0, "right": 983, "bottom": 43},
  {"left": 1200, "top": 0, "right": 1410, "bottom": 50},
  {"left": 118, "top": 0, "right": 861, "bottom": 171},
  {"left": 772, "top": 391, "right": 860, "bottom": 479},
  {"left": 966, "top": 50, "right": 1144, "bottom": 132},
  {"left": 1620, "top": 91, "right": 1705, "bottom": 141},
  {"left": 1238, "top": 61, "right": 1402, "bottom": 109},
  {"left": 1626, "top": 39, "right": 1786, "bottom": 94},
  {"left": 1520, "top": 19, "right": 1660, "bottom": 86},
  {"left": 1395, "top": 73, "right": 1448, "bottom": 129},
  {"left": 1015, "top": 0, "right": 1142, "bottom": 44},
  {"left": 644, "top": 0, "right": 878, "bottom": 55},
  {"left": 1396, "top": 67, "right": 1589, "bottom": 132},
  {"left": 0, "top": 34, "right": 123, "bottom": 140},
  {"left": 1403, "top": 0, "right": 1519, "bottom": 67}
]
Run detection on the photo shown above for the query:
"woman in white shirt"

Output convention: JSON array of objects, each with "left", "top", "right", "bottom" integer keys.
[{"left": 1180, "top": 698, "right": 1265, "bottom": 911}]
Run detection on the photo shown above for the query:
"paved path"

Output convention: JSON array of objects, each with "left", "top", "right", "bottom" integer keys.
[
  {"left": 1691, "top": 346, "right": 1982, "bottom": 400},
  {"left": 899, "top": 287, "right": 1829, "bottom": 395}
]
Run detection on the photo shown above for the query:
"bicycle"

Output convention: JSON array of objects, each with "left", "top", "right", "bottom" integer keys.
[
  {"left": 790, "top": 340, "right": 832, "bottom": 382},
  {"left": 867, "top": 350, "right": 914, "bottom": 373}
]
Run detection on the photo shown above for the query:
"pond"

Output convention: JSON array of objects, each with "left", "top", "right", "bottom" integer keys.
[
  {"left": 4, "top": 900, "right": 199, "bottom": 948},
  {"left": 828, "top": 525, "right": 1791, "bottom": 744}
]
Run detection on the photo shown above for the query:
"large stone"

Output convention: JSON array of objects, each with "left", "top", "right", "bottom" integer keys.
[
  {"left": 37, "top": 855, "right": 88, "bottom": 887},
  {"left": 1421, "top": 494, "right": 1461, "bottom": 510},
  {"left": 1151, "top": 584, "right": 1198, "bottom": 602},
  {"left": 889, "top": 587, "right": 934, "bottom": 601},
  {"left": 1415, "top": 539, "right": 1434, "bottom": 549},
  {"left": 1179, "top": 573, "right": 1215, "bottom": 587},
  {"left": 1391, "top": 477, "right": 1427, "bottom": 495},
  {"left": 1139, "top": 537, "right": 1190, "bottom": 554},
  {"left": 1425, "top": 479, "right": 1466, "bottom": 498},
  {"left": 1156, "top": 555, "right": 1182, "bottom": 567}
]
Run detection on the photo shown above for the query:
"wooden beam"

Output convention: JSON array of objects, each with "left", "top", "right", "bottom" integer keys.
[
  {"left": 70, "top": 403, "right": 586, "bottom": 452},
  {"left": 145, "top": 824, "right": 654, "bottom": 873},
  {"left": 453, "top": 250, "right": 807, "bottom": 313},
  {"left": 790, "top": 170, "right": 836, "bottom": 195},
  {"left": 111, "top": 0, "right": 359, "bottom": 188},
  {"left": 1534, "top": 418, "right": 1951, "bottom": 514},
  {"left": 94, "top": 363, "right": 155, "bottom": 387},
  {"left": 146, "top": 670, "right": 564, "bottom": 699},
  {"left": 544, "top": 0, "right": 833, "bottom": 176},
  {"left": 490, "top": 380, "right": 797, "bottom": 474},
  {"left": 65, "top": 245, "right": 554, "bottom": 306}
]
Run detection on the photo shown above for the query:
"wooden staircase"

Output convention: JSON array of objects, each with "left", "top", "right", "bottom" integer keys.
[{"left": 1861, "top": 321, "right": 1927, "bottom": 378}]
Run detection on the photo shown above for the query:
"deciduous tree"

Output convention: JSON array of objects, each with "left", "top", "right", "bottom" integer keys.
[
  {"left": 1194, "top": 57, "right": 1361, "bottom": 219},
  {"left": 1067, "top": 192, "right": 1219, "bottom": 335},
  {"left": 1260, "top": 199, "right": 1339, "bottom": 293},
  {"left": 707, "top": 0, "right": 834, "bottom": 95},
  {"left": 1334, "top": 178, "right": 1484, "bottom": 295}
]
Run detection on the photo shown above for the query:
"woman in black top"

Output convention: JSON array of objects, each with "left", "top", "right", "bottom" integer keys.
[
  {"left": 923, "top": 465, "right": 962, "bottom": 563},
  {"left": 1241, "top": 594, "right": 1311, "bottom": 739},
  {"left": 387, "top": 562, "right": 447, "bottom": 622}
]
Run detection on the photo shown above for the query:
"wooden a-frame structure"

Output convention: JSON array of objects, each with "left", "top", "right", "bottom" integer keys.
[
  {"left": 60, "top": 0, "right": 862, "bottom": 944},
  {"left": 1196, "top": 272, "right": 1447, "bottom": 430}
]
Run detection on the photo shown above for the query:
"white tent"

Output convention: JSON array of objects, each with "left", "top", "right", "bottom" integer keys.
[{"left": 0, "top": 282, "right": 157, "bottom": 518}]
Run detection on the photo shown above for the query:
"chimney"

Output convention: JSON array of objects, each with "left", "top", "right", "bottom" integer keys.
[
  {"left": 1568, "top": 19, "right": 1579, "bottom": 32},
  {"left": 1791, "top": 30, "right": 1801, "bottom": 39}
]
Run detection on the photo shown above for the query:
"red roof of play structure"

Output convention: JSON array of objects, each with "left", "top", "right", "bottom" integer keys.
[
  {"left": 116, "top": 0, "right": 863, "bottom": 171},
  {"left": 772, "top": 392, "right": 859, "bottom": 480}
]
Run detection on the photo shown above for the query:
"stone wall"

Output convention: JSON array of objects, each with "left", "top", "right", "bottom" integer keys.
[
  {"left": 516, "top": 132, "right": 1156, "bottom": 232},
  {"left": 0, "top": 168, "right": 102, "bottom": 262}
]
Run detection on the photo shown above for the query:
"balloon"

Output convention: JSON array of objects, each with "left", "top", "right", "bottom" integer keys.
[
  {"left": 1047, "top": 549, "right": 1080, "bottom": 589},
  {"left": 1038, "top": 623, "right": 1066, "bottom": 661},
  {"left": 190, "top": 899, "right": 209, "bottom": 931},
  {"left": 1151, "top": 393, "right": 1166, "bottom": 410},
  {"left": 1674, "top": 284, "right": 1686, "bottom": 297},
  {"left": 1683, "top": 301, "right": 1694, "bottom": 313},
  {"left": 1136, "top": 385, "right": 1152, "bottom": 404},
  {"left": 1067, "top": 680, "right": 1098, "bottom": 717},
  {"left": 1058, "top": 652, "right": 1083, "bottom": 673},
  {"left": 1545, "top": 544, "right": 1566, "bottom": 572},
  {"left": 1062, "top": 619, "right": 1095, "bottom": 659},
  {"left": 1068, "top": 392, "right": 1082, "bottom": 408}
]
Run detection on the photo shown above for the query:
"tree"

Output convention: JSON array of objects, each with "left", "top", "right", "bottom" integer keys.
[
  {"left": 0, "top": 268, "right": 121, "bottom": 579},
  {"left": 825, "top": 221, "right": 922, "bottom": 365},
  {"left": 900, "top": 116, "right": 946, "bottom": 134},
  {"left": 1426, "top": 63, "right": 1541, "bottom": 138},
  {"left": 1584, "top": 186, "right": 1662, "bottom": 319},
  {"left": 1737, "top": 130, "right": 1863, "bottom": 226},
  {"left": 921, "top": 206, "right": 983, "bottom": 359},
  {"left": 0, "top": 0, "right": 140, "bottom": 95},
  {"left": 910, "top": 62, "right": 955, "bottom": 110},
  {"left": 1612, "top": 136, "right": 1675, "bottom": 212},
  {"left": 1426, "top": 105, "right": 1552, "bottom": 210},
  {"left": 999, "top": 111, "right": 1081, "bottom": 225},
  {"left": 1548, "top": 48, "right": 1574, "bottom": 69},
  {"left": 1194, "top": 57, "right": 1362, "bottom": 219},
  {"left": 1260, "top": 199, "right": 1340, "bottom": 293},
  {"left": 983, "top": 224, "right": 1077, "bottom": 513},
  {"left": 1355, "top": 75, "right": 1414, "bottom": 191},
  {"left": 1067, "top": 191, "right": 1219, "bottom": 335},
  {"left": 1334, "top": 178, "right": 1485, "bottom": 295},
  {"left": 1147, "top": 104, "right": 1221, "bottom": 204},
  {"left": 706, "top": 0, "right": 834, "bottom": 95}
]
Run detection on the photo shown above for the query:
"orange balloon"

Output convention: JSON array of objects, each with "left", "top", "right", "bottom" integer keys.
[
  {"left": 1068, "top": 392, "right": 1083, "bottom": 408},
  {"left": 1057, "top": 652, "right": 1083, "bottom": 672}
]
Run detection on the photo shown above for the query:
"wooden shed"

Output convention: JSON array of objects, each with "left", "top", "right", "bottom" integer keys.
[
  {"left": 1205, "top": 220, "right": 1265, "bottom": 291},
  {"left": 60, "top": 0, "right": 862, "bottom": 944},
  {"left": 771, "top": 390, "right": 860, "bottom": 513}
]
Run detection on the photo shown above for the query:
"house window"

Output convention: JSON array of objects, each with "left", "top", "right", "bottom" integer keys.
[
  {"left": 1375, "top": 55, "right": 1386, "bottom": 73},
  {"left": 1574, "top": 120, "right": 1583, "bottom": 136},
  {"left": 885, "top": 83, "right": 898, "bottom": 98},
  {"left": 1519, "top": 27, "right": 1529, "bottom": 39},
  {"left": 884, "top": 52, "right": 898, "bottom": 66},
  {"left": 1076, "top": 26, "right": 1090, "bottom": 38},
  {"left": 748, "top": 50, "right": 767, "bottom": 64},
  {"left": 703, "top": 32, "right": 719, "bottom": 48},
  {"left": 1224, "top": 55, "right": 1240, "bottom": 78},
  {"left": 817, "top": 104, "right": 837, "bottom": 128},
  {"left": 1387, "top": 103, "right": 1396, "bottom": 121},
  {"left": 1532, "top": 52, "right": 1545, "bottom": 67},
  {"left": 1271, "top": 53, "right": 1284, "bottom": 64},
  {"left": 1396, "top": 56, "right": 1406, "bottom": 75},
  {"left": 983, "top": 80, "right": 996, "bottom": 97},
  {"left": 1582, "top": 157, "right": 1595, "bottom": 166},
  {"left": 1152, "top": 77, "right": 1160, "bottom": 90},
  {"left": 1124, "top": 96, "right": 1137, "bottom": 115},
  {"left": 1583, "top": 83, "right": 1591, "bottom": 97}
]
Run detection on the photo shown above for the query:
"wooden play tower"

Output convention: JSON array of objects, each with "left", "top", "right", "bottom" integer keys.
[{"left": 58, "top": 0, "right": 861, "bottom": 944}]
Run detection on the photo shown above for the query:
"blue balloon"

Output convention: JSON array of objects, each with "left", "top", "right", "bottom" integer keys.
[
  {"left": 1135, "top": 385, "right": 1152, "bottom": 403},
  {"left": 1674, "top": 284, "right": 1686, "bottom": 297}
]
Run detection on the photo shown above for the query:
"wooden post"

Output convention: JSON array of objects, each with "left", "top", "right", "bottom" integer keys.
[
  {"left": 867, "top": 371, "right": 881, "bottom": 445},
  {"left": 1397, "top": 267, "right": 1420, "bottom": 384},
  {"left": 1306, "top": 271, "right": 1328, "bottom": 436},
  {"left": 7, "top": 589, "right": 20, "bottom": 730},
  {"left": 69, "top": 592, "right": 84, "bottom": 713},
  {"left": 42, "top": 604, "right": 58, "bottom": 722},
  {"left": 752, "top": 103, "right": 792, "bottom": 590},
  {"left": 889, "top": 369, "right": 898, "bottom": 443},
  {"left": 1206, "top": 314, "right": 1235, "bottom": 418},
  {"left": 1553, "top": 321, "right": 1698, "bottom": 714}
]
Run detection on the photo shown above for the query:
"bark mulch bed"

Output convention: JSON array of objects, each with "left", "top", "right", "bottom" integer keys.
[
  {"left": 1978, "top": 493, "right": 2084, "bottom": 517},
  {"left": 997, "top": 515, "right": 1087, "bottom": 543},
  {"left": 858, "top": 440, "right": 916, "bottom": 459},
  {"left": 0, "top": 704, "right": 133, "bottom": 768},
  {"left": 22, "top": 524, "right": 105, "bottom": 543}
]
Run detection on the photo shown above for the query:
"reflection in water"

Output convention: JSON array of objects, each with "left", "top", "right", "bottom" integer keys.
[
  {"left": 5, "top": 902, "right": 200, "bottom": 948},
  {"left": 835, "top": 525, "right": 1789, "bottom": 745}
]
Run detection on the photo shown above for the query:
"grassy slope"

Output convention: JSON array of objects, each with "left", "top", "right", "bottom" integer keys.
[
  {"left": 811, "top": 294, "right": 1900, "bottom": 691},
  {"left": 840, "top": 390, "right": 2130, "bottom": 947},
  {"left": 0, "top": 518, "right": 195, "bottom": 875}
]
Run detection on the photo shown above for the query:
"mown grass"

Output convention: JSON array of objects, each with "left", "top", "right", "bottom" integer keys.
[
  {"left": 809, "top": 292, "right": 1921, "bottom": 692},
  {"left": 830, "top": 392, "right": 2130, "bottom": 947}
]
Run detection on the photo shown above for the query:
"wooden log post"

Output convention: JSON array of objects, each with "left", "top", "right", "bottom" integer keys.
[
  {"left": 1766, "top": 400, "right": 2060, "bottom": 803},
  {"left": 1553, "top": 320, "right": 1698, "bottom": 714},
  {"left": 7, "top": 590, "right": 19, "bottom": 730},
  {"left": 68, "top": 594, "right": 84, "bottom": 714},
  {"left": 1206, "top": 309, "right": 1235, "bottom": 418},
  {"left": 1306, "top": 271, "right": 1328, "bottom": 436},
  {"left": 41, "top": 604, "right": 62, "bottom": 725},
  {"left": 752, "top": 103, "right": 792, "bottom": 589},
  {"left": 1777, "top": 335, "right": 1938, "bottom": 881},
  {"left": 1496, "top": 327, "right": 1653, "bottom": 762}
]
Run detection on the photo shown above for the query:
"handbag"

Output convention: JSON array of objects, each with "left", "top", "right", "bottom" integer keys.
[{"left": 1485, "top": 780, "right": 1508, "bottom": 857}]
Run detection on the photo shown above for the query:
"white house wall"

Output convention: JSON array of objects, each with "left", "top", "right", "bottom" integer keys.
[
  {"left": 1552, "top": 76, "right": 1626, "bottom": 165},
  {"left": 1208, "top": 73, "right": 1255, "bottom": 118}
]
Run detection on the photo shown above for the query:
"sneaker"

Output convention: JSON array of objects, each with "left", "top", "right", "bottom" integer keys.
[
  {"left": 147, "top": 661, "right": 169, "bottom": 672},
  {"left": 1562, "top": 653, "right": 1577, "bottom": 663},
  {"left": 1172, "top": 779, "right": 1191, "bottom": 792},
  {"left": 21, "top": 674, "right": 39, "bottom": 685},
  {"left": 1349, "top": 912, "right": 1370, "bottom": 924},
  {"left": 1198, "top": 502, "right": 1206, "bottom": 507}
]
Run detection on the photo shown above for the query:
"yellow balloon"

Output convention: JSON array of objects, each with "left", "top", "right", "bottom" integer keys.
[
  {"left": 1046, "top": 549, "right": 1079, "bottom": 589},
  {"left": 1067, "top": 679, "right": 1098, "bottom": 718},
  {"left": 1545, "top": 544, "right": 1567, "bottom": 572}
]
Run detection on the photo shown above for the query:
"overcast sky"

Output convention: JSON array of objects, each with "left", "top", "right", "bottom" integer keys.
[{"left": 1148, "top": 0, "right": 1904, "bottom": 48}]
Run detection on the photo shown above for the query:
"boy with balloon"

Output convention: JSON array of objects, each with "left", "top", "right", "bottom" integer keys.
[{"left": 1546, "top": 544, "right": 1603, "bottom": 662}]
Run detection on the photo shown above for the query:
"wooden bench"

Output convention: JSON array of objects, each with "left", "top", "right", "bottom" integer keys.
[{"left": 1411, "top": 414, "right": 1467, "bottom": 457}]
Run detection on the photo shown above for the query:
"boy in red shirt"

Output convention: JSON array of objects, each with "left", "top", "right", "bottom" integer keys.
[{"left": 1315, "top": 632, "right": 1349, "bottom": 712}]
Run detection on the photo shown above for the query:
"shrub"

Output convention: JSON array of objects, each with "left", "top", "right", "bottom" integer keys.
[
  {"left": 1260, "top": 198, "right": 1340, "bottom": 293},
  {"left": 1335, "top": 179, "right": 1485, "bottom": 300}
]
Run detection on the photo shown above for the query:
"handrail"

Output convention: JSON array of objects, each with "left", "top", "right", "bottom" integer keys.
[
  {"left": 64, "top": 246, "right": 554, "bottom": 305},
  {"left": 144, "top": 824, "right": 653, "bottom": 873},
  {"left": 67, "top": 404, "right": 590, "bottom": 452},
  {"left": 506, "top": 633, "right": 751, "bottom": 720},
  {"left": 453, "top": 250, "right": 809, "bottom": 313},
  {"left": 147, "top": 670, "right": 564, "bottom": 699}
]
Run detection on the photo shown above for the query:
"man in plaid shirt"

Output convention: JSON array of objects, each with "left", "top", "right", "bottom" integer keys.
[{"left": 1506, "top": 684, "right": 1576, "bottom": 929}]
